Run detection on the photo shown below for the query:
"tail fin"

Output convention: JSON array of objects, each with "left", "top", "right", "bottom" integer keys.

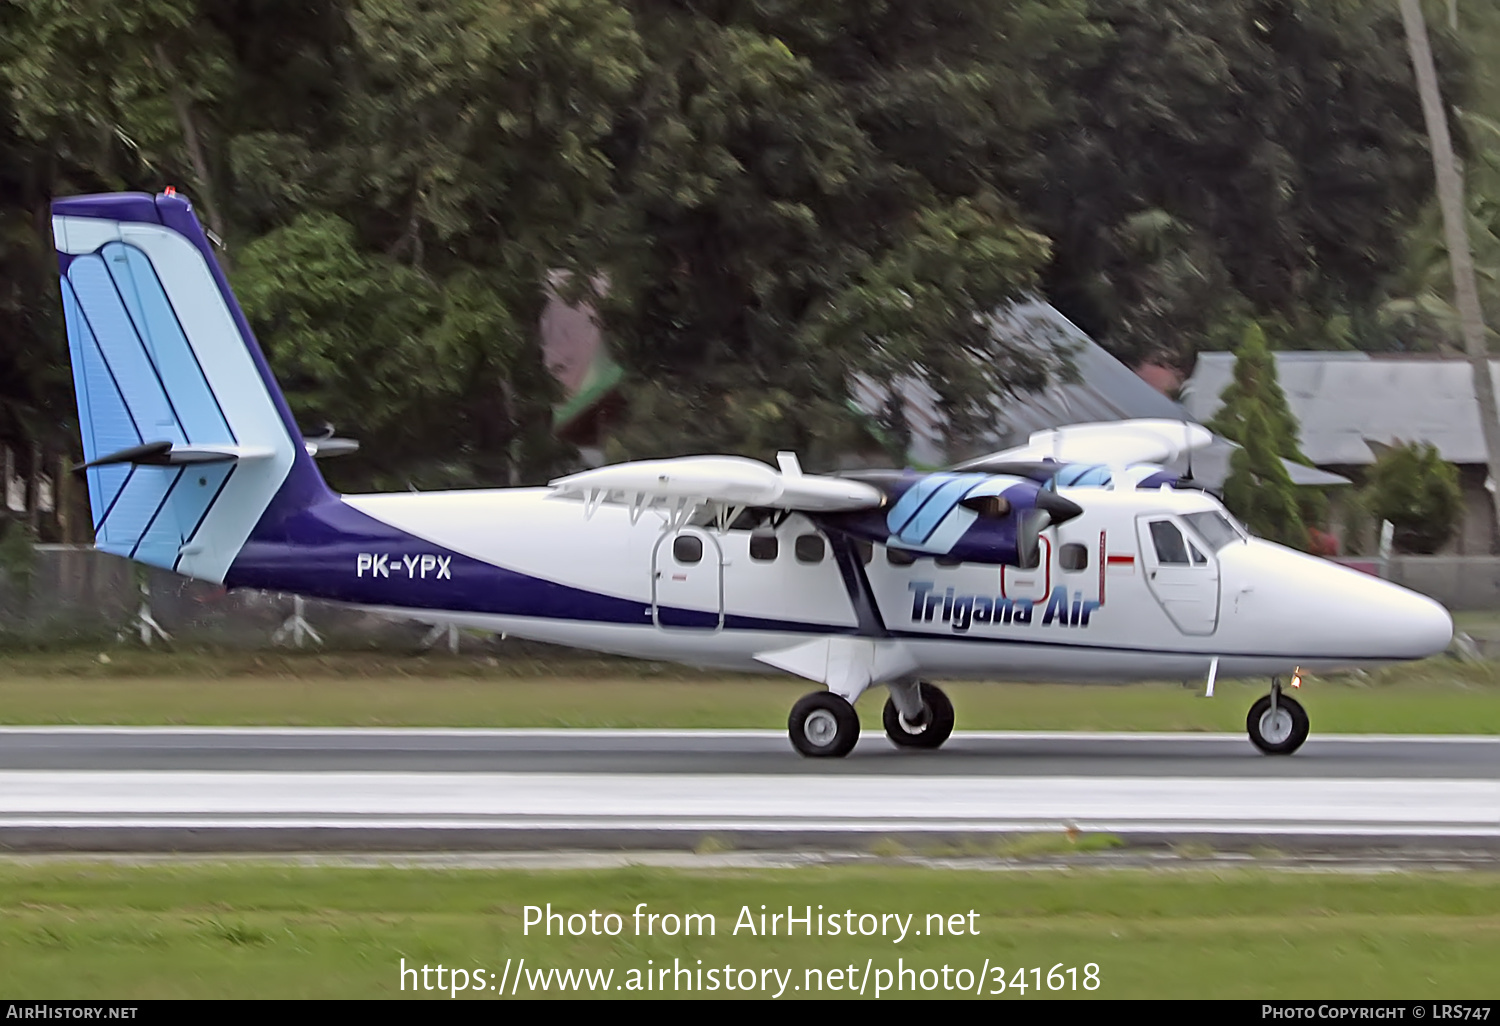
[{"left": 53, "top": 191, "right": 331, "bottom": 582}]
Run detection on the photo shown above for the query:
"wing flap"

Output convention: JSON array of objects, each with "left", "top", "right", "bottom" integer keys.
[{"left": 549, "top": 453, "right": 882, "bottom": 526}]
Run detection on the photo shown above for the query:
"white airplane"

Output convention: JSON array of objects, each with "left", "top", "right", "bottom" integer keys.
[{"left": 51, "top": 191, "right": 1454, "bottom": 758}]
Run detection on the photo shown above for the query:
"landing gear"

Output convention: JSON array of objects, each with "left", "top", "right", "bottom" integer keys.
[
  {"left": 1247, "top": 678, "right": 1309, "bottom": 756},
  {"left": 789, "top": 691, "right": 861, "bottom": 758},
  {"left": 882, "top": 681, "right": 955, "bottom": 750}
]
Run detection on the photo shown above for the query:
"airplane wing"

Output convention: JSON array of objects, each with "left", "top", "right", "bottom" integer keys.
[
  {"left": 953, "top": 419, "right": 1214, "bottom": 473},
  {"left": 548, "top": 453, "right": 883, "bottom": 529}
]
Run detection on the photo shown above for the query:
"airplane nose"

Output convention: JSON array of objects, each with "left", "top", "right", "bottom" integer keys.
[
  {"left": 1399, "top": 590, "right": 1453, "bottom": 658},
  {"left": 1221, "top": 541, "right": 1453, "bottom": 662},
  {"left": 1329, "top": 566, "right": 1452, "bottom": 660},
  {"left": 1328, "top": 566, "right": 1452, "bottom": 660}
]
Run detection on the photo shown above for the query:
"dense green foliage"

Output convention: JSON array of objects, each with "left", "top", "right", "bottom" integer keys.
[
  {"left": 1381, "top": 1, "right": 1500, "bottom": 349},
  {"left": 1365, "top": 441, "right": 1464, "bottom": 554},
  {"left": 0, "top": 0, "right": 1485, "bottom": 508}
]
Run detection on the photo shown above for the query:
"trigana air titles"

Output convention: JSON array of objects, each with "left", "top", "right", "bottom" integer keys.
[{"left": 51, "top": 191, "right": 1452, "bottom": 756}]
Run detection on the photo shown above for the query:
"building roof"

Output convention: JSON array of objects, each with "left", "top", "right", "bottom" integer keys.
[
  {"left": 850, "top": 300, "right": 1189, "bottom": 467},
  {"left": 1182, "top": 352, "right": 1500, "bottom": 466},
  {"left": 980, "top": 301, "right": 1193, "bottom": 446},
  {"left": 852, "top": 300, "right": 1345, "bottom": 487}
]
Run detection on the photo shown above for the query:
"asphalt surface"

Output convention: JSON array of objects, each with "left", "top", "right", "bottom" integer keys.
[
  {"left": 0, "top": 727, "right": 1495, "bottom": 778},
  {"left": 1, "top": 729, "right": 1494, "bottom": 852}
]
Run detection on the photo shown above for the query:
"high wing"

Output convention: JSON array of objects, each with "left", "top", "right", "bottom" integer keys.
[
  {"left": 953, "top": 419, "right": 1214, "bottom": 474},
  {"left": 548, "top": 452, "right": 883, "bottom": 530}
]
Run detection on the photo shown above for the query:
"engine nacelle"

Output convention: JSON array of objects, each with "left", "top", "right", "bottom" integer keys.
[{"left": 824, "top": 470, "right": 1081, "bottom": 566}]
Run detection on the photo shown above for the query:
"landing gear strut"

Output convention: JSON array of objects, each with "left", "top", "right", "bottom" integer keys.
[
  {"left": 1247, "top": 677, "right": 1309, "bottom": 756},
  {"left": 788, "top": 691, "right": 861, "bottom": 758},
  {"left": 882, "top": 681, "right": 955, "bottom": 750}
]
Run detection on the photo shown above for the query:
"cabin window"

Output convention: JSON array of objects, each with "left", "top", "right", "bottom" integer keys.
[
  {"left": 749, "top": 533, "right": 778, "bottom": 562},
  {"left": 934, "top": 554, "right": 963, "bottom": 567},
  {"left": 1189, "top": 540, "right": 1208, "bottom": 566},
  {"left": 673, "top": 535, "right": 703, "bottom": 565},
  {"left": 855, "top": 540, "right": 874, "bottom": 565},
  {"left": 886, "top": 546, "right": 916, "bottom": 566},
  {"left": 1059, "top": 542, "right": 1089, "bottom": 571},
  {"left": 1147, "top": 520, "right": 1191, "bottom": 565},
  {"left": 795, "top": 534, "right": 826, "bottom": 564}
]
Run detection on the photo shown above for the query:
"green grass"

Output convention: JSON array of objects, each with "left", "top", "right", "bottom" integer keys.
[
  {"left": 0, "top": 862, "right": 1496, "bottom": 998},
  {"left": 0, "top": 648, "right": 1498, "bottom": 731}
]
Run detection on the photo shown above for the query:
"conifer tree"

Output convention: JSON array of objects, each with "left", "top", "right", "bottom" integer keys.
[
  {"left": 1208, "top": 322, "right": 1306, "bottom": 462},
  {"left": 1211, "top": 322, "right": 1317, "bottom": 547},
  {"left": 1222, "top": 404, "right": 1306, "bottom": 548}
]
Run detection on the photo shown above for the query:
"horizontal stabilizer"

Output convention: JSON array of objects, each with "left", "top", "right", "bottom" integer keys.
[
  {"left": 303, "top": 436, "right": 360, "bottom": 459},
  {"left": 76, "top": 441, "right": 275, "bottom": 471}
]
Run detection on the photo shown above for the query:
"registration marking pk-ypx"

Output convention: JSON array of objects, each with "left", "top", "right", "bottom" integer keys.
[{"left": 355, "top": 553, "right": 453, "bottom": 579}]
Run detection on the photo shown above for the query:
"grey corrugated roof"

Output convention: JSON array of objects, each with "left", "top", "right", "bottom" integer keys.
[
  {"left": 979, "top": 301, "right": 1191, "bottom": 444},
  {"left": 852, "top": 300, "right": 1347, "bottom": 487},
  {"left": 850, "top": 300, "right": 1188, "bottom": 466},
  {"left": 1182, "top": 353, "right": 1500, "bottom": 466},
  {"left": 1188, "top": 437, "right": 1353, "bottom": 488}
]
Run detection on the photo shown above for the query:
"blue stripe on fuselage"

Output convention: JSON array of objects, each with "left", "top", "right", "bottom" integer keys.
[{"left": 226, "top": 495, "right": 857, "bottom": 635}]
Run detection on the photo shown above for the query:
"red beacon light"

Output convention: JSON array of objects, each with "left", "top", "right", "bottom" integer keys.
[{"left": 163, "top": 186, "right": 176, "bottom": 196}]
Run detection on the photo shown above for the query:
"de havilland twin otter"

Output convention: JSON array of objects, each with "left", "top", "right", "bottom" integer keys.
[{"left": 52, "top": 191, "right": 1454, "bottom": 757}]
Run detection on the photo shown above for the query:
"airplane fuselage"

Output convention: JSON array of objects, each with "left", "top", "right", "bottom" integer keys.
[{"left": 224, "top": 484, "right": 1451, "bottom": 683}]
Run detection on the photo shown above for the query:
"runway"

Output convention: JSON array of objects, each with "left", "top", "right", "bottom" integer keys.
[{"left": 0, "top": 728, "right": 1496, "bottom": 852}]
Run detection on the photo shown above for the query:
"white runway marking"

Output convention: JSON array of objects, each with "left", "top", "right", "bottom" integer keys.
[{"left": 1, "top": 772, "right": 1496, "bottom": 838}]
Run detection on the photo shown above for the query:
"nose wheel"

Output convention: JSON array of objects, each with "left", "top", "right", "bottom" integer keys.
[
  {"left": 1247, "top": 679, "right": 1309, "bottom": 755},
  {"left": 789, "top": 691, "right": 861, "bottom": 758}
]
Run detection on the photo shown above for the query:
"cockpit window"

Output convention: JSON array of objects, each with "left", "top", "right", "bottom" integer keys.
[
  {"left": 1183, "top": 511, "right": 1244, "bottom": 550},
  {"left": 1148, "top": 520, "right": 1191, "bottom": 565}
]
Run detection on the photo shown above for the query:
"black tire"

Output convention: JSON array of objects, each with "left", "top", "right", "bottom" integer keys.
[
  {"left": 789, "top": 691, "right": 861, "bottom": 758},
  {"left": 1246, "top": 693, "right": 1309, "bottom": 755},
  {"left": 883, "top": 682, "right": 956, "bottom": 750}
]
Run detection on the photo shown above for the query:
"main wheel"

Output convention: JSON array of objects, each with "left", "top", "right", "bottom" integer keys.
[
  {"left": 1246, "top": 693, "right": 1309, "bottom": 755},
  {"left": 789, "top": 691, "right": 861, "bottom": 758},
  {"left": 883, "top": 682, "right": 955, "bottom": 750}
]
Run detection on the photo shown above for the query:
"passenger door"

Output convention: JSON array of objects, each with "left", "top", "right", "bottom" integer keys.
[
  {"left": 651, "top": 529, "right": 724, "bottom": 631},
  {"left": 1136, "top": 515, "right": 1220, "bottom": 635}
]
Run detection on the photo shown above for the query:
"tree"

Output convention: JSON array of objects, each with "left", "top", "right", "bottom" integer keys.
[
  {"left": 1019, "top": 0, "right": 1454, "bottom": 371},
  {"left": 1223, "top": 405, "right": 1307, "bottom": 547},
  {"left": 1208, "top": 322, "right": 1308, "bottom": 463},
  {"left": 0, "top": 0, "right": 1474, "bottom": 500},
  {"left": 1398, "top": 0, "right": 1500, "bottom": 554},
  {"left": 1211, "top": 321, "right": 1316, "bottom": 546},
  {"left": 591, "top": 0, "right": 1086, "bottom": 464},
  {"left": 1364, "top": 441, "right": 1463, "bottom": 553}
]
